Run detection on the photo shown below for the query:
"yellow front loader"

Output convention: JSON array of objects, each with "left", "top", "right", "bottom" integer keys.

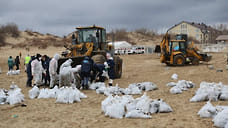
[{"left": 59, "top": 25, "right": 123, "bottom": 78}]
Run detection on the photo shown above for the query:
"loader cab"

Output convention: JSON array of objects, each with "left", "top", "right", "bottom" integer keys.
[
  {"left": 76, "top": 26, "right": 106, "bottom": 51},
  {"left": 169, "top": 40, "right": 187, "bottom": 54}
]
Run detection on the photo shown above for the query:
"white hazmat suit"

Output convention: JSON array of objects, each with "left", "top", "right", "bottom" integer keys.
[
  {"left": 49, "top": 54, "right": 60, "bottom": 88},
  {"left": 59, "top": 59, "right": 73, "bottom": 87},
  {"left": 72, "top": 65, "right": 81, "bottom": 87},
  {"left": 31, "top": 59, "right": 44, "bottom": 86}
]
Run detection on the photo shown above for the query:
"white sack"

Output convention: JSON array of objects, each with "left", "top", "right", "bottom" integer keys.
[{"left": 28, "top": 86, "right": 40, "bottom": 99}]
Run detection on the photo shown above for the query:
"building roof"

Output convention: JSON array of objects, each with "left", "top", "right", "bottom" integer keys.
[
  {"left": 216, "top": 35, "right": 228, "bottom": 41},
  {"left": 168, "top": 21, "right": 216, "bottom": 33}
]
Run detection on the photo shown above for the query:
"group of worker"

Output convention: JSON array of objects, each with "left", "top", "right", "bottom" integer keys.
[
  {"left": 25, "top": 54, "right": 50, "bottom": 87},
  {"left": 7, "top": 55, "right": 21, "bottom": 71},
  {"left": 79, "top": 53, "right": 115, "bottom": 89},
  {"left": 23, "top": 52, "right": 115, "bottom": 90}
]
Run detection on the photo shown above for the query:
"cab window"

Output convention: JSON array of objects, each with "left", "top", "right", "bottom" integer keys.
[{"left": 172, "top": 42, "right": 179, "bottom": 51}]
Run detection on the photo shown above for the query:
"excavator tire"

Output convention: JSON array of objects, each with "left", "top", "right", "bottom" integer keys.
[
  {"left": 192, "top": 57, "right": 199, "bottom": 65},
  {"left": 114, "top": 56, "right": 123, "bottom": 79},
  {"left": 174, "top": 55, "right": 185, "bottom": 66},
  {"left": 91, "top": 54, "right": 106, "bottom": 64}
]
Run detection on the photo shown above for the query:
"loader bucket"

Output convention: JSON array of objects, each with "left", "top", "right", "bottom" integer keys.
[{"left": 200, "top": 53, "right": 212, "bottom": 62}]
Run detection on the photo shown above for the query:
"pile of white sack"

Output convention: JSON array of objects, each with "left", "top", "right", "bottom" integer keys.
[
  {"left": 190, "top": 81, "right": 228, "bottom": 102},
  {"left": 102, "top": 93, "right": 172, "bottom": 119},
  {"left": 7, "top": 70, "right": 20, "bottom": 75},
  {"left": 29, "top": 85, "right": 87, "bottom": 104},
  {"left": 0, "top": 82, "right": 24, "bottom": 105},
  {"left": 198, "top": 101, "right": 228, "bottom": 128},
  {"left": 166, "top": 80, "right": 195, "bottom": 94},
  {"left": 90, "top": 82, "right": 158, "bottom": 96}
]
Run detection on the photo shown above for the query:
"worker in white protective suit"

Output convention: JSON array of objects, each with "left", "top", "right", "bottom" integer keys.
[
  {"left": 59, "top": 64, "right": 81, "bottom": 88},
  {"left": 31, "top": 54, "right": 44, "bottom": 86},
  {"left": 72, "top": 65, "right": 81, "bottom": 88},
  {"left": 59, "top": 65, "right": 81, "bottom": 88},
  {"left": 49, "top": 53, "right": 60, "bottom": 88},
  {"left": 59, "top": 59, "right": 73, "bottom": 87}
]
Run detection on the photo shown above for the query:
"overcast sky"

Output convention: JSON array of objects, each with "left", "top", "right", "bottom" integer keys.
[{"left": 0, "top": 0, "right": 227, "bottom": 36}]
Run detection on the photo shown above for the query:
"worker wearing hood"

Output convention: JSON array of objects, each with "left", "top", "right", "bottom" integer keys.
[
  {"left": 59, "top": 59, "right": 73, "bottom": 87},
  {"left": 49, "top": 53, "right": 60, "bottom": 88},
  {"left": 81, "top": 57, "right": 92, "bottom": 89},
  {"left": 59, "top": 59, "right": 73, "bottom": 72},
  {"left": 31, "top": 53, "right": 44, "bottom": 86}
]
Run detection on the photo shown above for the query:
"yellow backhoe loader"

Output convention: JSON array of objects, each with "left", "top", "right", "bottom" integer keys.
[{"left": 160, "top": 33, "right": 212, "bottom": 66}]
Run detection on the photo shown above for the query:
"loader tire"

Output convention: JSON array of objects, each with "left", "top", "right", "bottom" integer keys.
[
  {"left": 192, "top": 58, "right": 199, "bottom": 65},
  {"left": 92, "top": 54, "right": 106, "bottom": 64},
  {"left": 114, "top": 56, "right": 123, "bottom": 79},
  {"left": 174, "top": 55, "right": 185, "bottom": 66}
]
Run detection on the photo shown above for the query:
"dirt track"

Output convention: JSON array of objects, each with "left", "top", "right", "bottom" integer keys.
[{"left": 1, "top": 46, "right": 228, "bottom": 128}]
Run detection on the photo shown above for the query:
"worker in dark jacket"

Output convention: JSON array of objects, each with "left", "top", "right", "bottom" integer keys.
[
  {"left": 41, "top": 55, "right": 50, "bottom": 86},
  {"left": 89, "top": 58, "right": 96, "bottom": 83},
  {"left": 93, "top": 63, "right": 106, "bottom": 82},
  {"left": 106, "top": 53, "right": 115, "bottom": 86},
  {"left": 81, "top": 57, "right": 92, "bottom": 89},
  {"left": 26, "top": 56, "right": 35, "bottom": 87},
  {"left": 15, "top": 56, "right": 20, "bottom": 70}
]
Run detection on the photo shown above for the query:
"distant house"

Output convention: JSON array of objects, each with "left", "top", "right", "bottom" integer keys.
[
  {"left": 216, "top": 35, "right": 228, "bottom": 44},
  {"left": 168, "top": 21, "right": 220, "bottom": 44}
]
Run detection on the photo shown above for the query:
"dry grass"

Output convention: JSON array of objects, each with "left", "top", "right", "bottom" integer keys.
[
  {"left": 0, "top": 34, "right": 6, "bottom": 46},
  {"left": 0, "top": 23, "right": 20, "bottom": 46},
  {"left": 12, "top": 36, "right": 66, "bottom": 49},
  {"left": 107, "top": 29, "right": 130, "bottom": 42},
  {"left": 0, "top": 23, "right": 20, "bottom": 38},
  {"left": 135, "top": 28, "right": 158, "bottom": 37},
  {"left": 107, "top": 28, "right": 162, "bottom": 45},
  {"left": 25, "top": 30, "right": 34, "bottom": 36}
]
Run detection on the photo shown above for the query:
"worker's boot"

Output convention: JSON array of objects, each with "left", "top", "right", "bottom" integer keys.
[
  {"left": 82, "top": 84, "right": 85, "bottom": 89},
  {"left": 85, "top": 84, "right": 89, "bottom": 90}
]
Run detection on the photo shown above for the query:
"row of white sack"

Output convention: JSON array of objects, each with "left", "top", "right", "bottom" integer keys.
[
  {"left": 29, "top": 85, "right": 87, "bottom": 104},
  {"left": 166, "top": 80, "right": 228, "bottom": 102},
  {"left": 0, "top": 82, "right": 87, "bottom": 105},
  {"left": 90, "top": 82, "right": 158, "bottom": 96},
  {"left": 7, "top": 70, "right": 20, "bottom": 75},
  {"left": 190, "top": 81, "right": 228, "bottom": 102},
  {"left": 198, "top": 101, "right": 228, "bottom": 128},
  {"left": 102, "top": 93, "right": 172, "bottom": 119},
  {"left": 1, "top": 81, "right": 157, "bottom": 105}
]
